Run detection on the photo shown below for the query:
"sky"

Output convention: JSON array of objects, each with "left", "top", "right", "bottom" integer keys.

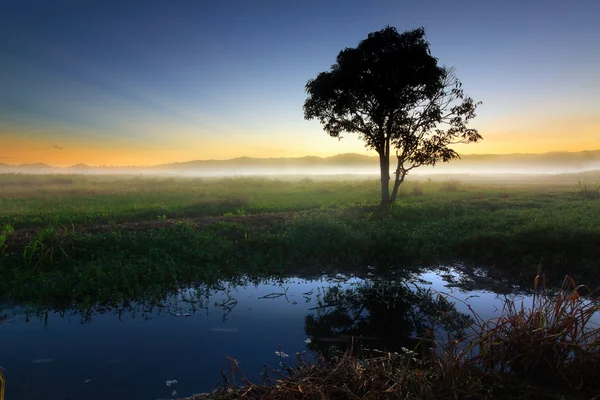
[{"left": 1, "top": 0, "right": 599, "bottom": 166}]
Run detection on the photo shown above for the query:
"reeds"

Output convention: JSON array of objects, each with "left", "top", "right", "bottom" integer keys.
[
  {"left": 473, "top": 273, "right": 600, "bottom": 389},
  {"left": 0, "top": 367, "right": 4, "bottom": 400},
  {"left": 187, "top": 274, "right": 600, "bottom": 400}
]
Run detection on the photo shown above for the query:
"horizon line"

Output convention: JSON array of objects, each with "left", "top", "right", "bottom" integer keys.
[{"left": 2, "top": 149, "right": 600, "bottom": 169}]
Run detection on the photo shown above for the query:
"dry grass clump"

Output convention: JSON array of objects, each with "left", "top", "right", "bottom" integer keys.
[
  {"left": 184, "top": 347, "right": 586, "bottom": 400},
  {"left": 185, "top": 349, "right": 483, "bottom": 400},
  {"left": 184, "top": 273, "right": 600, "bottom": 400},
  {"left": 474, "top": 274, "right": 600, "bottom": 390}
]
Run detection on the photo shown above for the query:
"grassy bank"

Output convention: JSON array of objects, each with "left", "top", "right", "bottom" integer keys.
[{"left": 1, "top": 173, "right": 600, "bottom": 304}]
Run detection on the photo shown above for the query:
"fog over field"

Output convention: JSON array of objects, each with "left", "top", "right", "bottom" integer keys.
[{"left": 2, "top": 151, "right": 600, "bottom": 180}]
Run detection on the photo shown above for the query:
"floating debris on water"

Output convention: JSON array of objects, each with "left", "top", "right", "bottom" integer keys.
[
  {"left": 274, "top": 351, "right": 289, "bottom": 358},
  {"left": 84, "top": 379, "right": 91, "bottom": 383},
  {"left": 32, "top": 358, "right": 53, "bottom": 364},
  {"left": 166, "top": 380, "right": 177, "bottom": 387},
  {"left": 210, "top": 328, "right": 239, "bottom": 332}
]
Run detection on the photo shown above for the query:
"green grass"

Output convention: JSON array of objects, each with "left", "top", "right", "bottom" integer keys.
[
  {"left": 0, "top": 173, "right": 588, "bottom": 229},
  {"left": 1, "top": 173, "right": 599, "bottom": 399},
  {"left": 1, "top": 173, "right": 600, "bottom": 304},
  {"left": 0, "top": 174, "right": 380, "bottom": 229}
]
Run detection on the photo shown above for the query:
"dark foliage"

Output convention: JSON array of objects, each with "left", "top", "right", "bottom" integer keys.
[{"left": 304, "top": 26, "right": 482, "bottom": 204}]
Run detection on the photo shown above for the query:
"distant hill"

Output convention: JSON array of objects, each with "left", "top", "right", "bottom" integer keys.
[
  {"left": 151, "top": 153, "right": 377, "bottom": 170},
  {"left": 149, "top": 150, "right": 600, "bottom": 174},
  {"left": 18, "top": 163, "right": 54, "bottom": 169},
  {"left": 1, "top": 150, "right": 600, "bottom": 175},
  {"left": 458, "top": 150, "right": 600, "bottom": 164},
  {"left": 449, "top": 150, "right": 600, "bottom": 173},
  {"left": 67, "top": 163, "right": 91, "bottom": 169},
  {"left": 0, "top": 162, "right": 54, "bottom": 172}
]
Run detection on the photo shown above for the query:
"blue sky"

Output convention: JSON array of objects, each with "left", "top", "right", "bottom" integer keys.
[{"left": 1, "top": 0, "right": 599, "bottom": 165}]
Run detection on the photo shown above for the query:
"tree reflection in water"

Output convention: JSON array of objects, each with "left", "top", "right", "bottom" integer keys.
[{"left": 304, "top": 280, "right": 472, "bottom": 357}]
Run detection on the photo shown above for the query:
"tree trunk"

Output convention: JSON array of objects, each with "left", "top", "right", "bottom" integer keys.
[
  {"left": 379, "top": 152, "right": 390, "bottom": 205},
  {"left": 390, "top": 156, "right": 406, "bottom": 204}
]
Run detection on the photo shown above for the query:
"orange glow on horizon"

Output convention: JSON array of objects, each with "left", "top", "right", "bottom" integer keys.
[{"left": 2, "top": 112, "right": 599, "bottom": 166}]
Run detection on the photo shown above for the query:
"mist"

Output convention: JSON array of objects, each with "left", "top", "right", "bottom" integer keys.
[{"left": 2, "top": 150, "right": 600, "bottom": 184}]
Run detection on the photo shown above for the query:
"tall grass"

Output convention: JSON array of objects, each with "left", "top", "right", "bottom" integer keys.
[
  {"left": 574, "top": 178, "right": 600, "bottom": 198},
  {"left": 187, "top": 274, "right": 600, "bottom": 400},
  {"left": 474, "top": 273, "right": 600, "bottom": 388},
  {"left": 0, "top": 224, "right": 13, "bottom": 257},
  {"left": 21, "top": 216, "right": 72, "bottom": 271}
]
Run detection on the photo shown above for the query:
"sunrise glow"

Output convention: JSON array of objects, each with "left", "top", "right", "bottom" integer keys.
[{"left": 1, "top": 0, "right": 598, "bottom": 167}]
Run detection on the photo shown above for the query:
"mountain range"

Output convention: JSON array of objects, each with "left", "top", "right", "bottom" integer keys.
[{"left": 1, "top": 150, "right": 600, "bottom": 175}]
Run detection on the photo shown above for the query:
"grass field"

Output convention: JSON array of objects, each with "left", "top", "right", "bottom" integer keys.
[
  {"left": 2, "top": 172, "right": 600, "bottom": 399},
  {"left": 1, "top": 172, "right": 600, "bottom": 305}
]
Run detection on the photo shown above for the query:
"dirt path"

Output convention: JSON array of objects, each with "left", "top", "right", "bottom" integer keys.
[
  {"left": 4, "top": 211, "right": 300, "bottom": 249},
  {"left": 82, "top": 211, "right": 298, "bottom": 233}
]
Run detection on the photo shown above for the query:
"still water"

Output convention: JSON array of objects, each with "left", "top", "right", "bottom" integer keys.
[{"left": 0, "top": 266, "right": 560, "bottom": 400}]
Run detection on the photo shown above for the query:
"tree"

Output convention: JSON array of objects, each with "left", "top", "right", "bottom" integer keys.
[
  {"left": 303, "top": 281, "right": 471, "bottom": 357},
  {"left": 303, "top": 26, "right": 482, "bottom": 205}
]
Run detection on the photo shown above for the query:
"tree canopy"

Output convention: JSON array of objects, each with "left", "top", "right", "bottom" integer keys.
[{"left": 303, "top": 26, "right": 482, "bottom": 205}]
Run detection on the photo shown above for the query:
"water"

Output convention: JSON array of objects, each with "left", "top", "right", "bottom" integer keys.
[
  {"left": 1, "top": 276, "right": 359, "bottom": 399},
  {"left": 0, "top": 266, "right": 595, "bottom": 400}
]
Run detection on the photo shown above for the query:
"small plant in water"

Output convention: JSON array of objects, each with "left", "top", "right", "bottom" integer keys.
[{"left": 0, "top": 366, "right": 5, "bottom": 400}]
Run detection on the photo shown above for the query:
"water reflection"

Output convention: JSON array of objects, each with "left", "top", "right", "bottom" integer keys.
[
  {"left": 2, "top": 267, "right": 588, "bottom": 400},
  {"left": 304, "top": 280, "right": 472, "bottom": 357},
  {"left": 0, "top": 277, "right": 350, "bottom": 400}
]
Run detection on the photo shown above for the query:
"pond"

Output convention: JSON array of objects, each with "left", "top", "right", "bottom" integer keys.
[{"left": 0, "top": 265, "right": 585, "bottom": 400}]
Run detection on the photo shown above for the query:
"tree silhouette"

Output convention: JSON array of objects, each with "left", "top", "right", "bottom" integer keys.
[
  {"left": 303, "top": 26, "right": 482, "bottom": 205},
  {"left": 304, "top": 280, "right": 471, "bottom": 357}
]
